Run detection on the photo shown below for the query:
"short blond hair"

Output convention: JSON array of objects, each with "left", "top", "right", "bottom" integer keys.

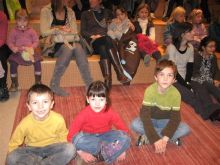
[
  {"left": 188, "top": 9, "right": 203, "bottom": 23},
  {"left": 168, "top": 6, "right": 185, "bottom": 23}
]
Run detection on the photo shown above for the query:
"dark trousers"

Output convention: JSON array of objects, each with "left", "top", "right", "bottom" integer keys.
[
  {"left": 92, "top": 36, "right": 114, "bottom": 60},
  {"left": 0, "top": 44, "right": 11, "bottom": 86},
  {"left": 174, "top": 81, "right": 220, "bottom": 120}
]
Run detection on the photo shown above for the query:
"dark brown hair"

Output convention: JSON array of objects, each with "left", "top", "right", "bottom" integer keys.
[
  {"left": 155, "top": 59, "right": 177, "bottom": 78},
  {"left": 27, "top": 84, "right": 54, "bottom": 104},
  {"left": 86, "top": 81, "right": 111, "bottom": 111},
  {"left": 135, "top": 3, "right": 151, "bottom": 21}
]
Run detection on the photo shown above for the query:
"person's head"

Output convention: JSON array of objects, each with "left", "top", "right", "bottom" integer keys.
[
  {"left": 26, "top": 84, "right": 54, "bottom": 121},
  {"left": 89, "top": 0, "right": 102, "bottom": 9},
  {"left": 51, "top": 0, "right": 66, "bottom": 12},
  {"left": 168, "top": 6, "right": 185, "bottom": 23},
  {"left": 86, "top": 81, "right": 110, "bottom": 113},
  {"left": 172, "top": 22, "right": 193, "bottom": 49},
  {"left": 199, "top": 37, "right": 216, "bottom": 55},
  {"left": 189, "top": 9, "right": 203, "bottom": 24},
  {"left": 135, "top": 3, "right": 151, "bottom": 21},
  {"left": 115, "top": 6, "right": 127, "bottom": 21},
  {"left": 15, "top": 9, "right": 29, "bottom": 30},
  {"left": 154, "top": 60, "right": 177, "bottom": 93}
]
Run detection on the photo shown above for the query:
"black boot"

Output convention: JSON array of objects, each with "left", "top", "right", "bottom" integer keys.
[
  {"left": 0, "top": 81, "right": 9, "bottom": 101},
  {"left": 209, "top": 110, "right": 220, "bottom": 122},
  {"left": 99, "top": 59, "right": 112, "bottom": 90},
  {"left": 107, "top": 48, "right": 131, "bottom": 84}
]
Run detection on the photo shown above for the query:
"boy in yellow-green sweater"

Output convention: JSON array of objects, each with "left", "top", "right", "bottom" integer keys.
[
  {"left": 6, "top": 84, "right": 76, "bottom": 165},
  {"left": 131, "top": 60, "right": 190, "bottom": 154}
]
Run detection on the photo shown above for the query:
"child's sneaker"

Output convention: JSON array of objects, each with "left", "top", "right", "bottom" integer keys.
[
  {"left": 136, "top": 135, "right": 149, "bottom": 146},
  {"left": 175, "top": 138, "right": 181, "bottom": 146},
  {"left": 171, "top": 138, "right": 181, "bottom": 146}
]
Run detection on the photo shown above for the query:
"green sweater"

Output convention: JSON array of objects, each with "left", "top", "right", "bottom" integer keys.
[{"left": 140, "top": 82, "right": 181, "bottom": 144}]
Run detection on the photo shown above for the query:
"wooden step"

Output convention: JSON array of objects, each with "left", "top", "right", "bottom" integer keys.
[{"left": 7, "top": 55, "right": 156, "bottom": 89}]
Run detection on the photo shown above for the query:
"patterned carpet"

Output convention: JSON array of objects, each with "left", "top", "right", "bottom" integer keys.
[{"left": 13, "top": 84, "right": 220, "bottom": 165}]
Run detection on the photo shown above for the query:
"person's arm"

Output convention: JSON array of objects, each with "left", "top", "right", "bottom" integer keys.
[
  {"left": 29, "top": 28, "right": 39, "bottom": 48},
  {"left": 40, "top": 6, "right": 57, "bottom": 37},
  {"left": 80, "top": 11, "right": 94, "bottom": 38},
  {"left": 0, "top": 11, "right": 8, "bottom": 47},
  {"left": 140, "top": 105, "right": 161, "bottom": 144},
  {"left": 111, "top": 110, "right": 129, "bottom": 133},
  {"left": 185, "top": 62, "right": 193, "bottom": 83},
  {"left": 107, "top": 20, "right": 117, "bottom": 40},
  {"left": 8, "top": 123, "right": 25, "bottom": 153},
  {"left": 163, "top": 23, "right": 172, "bottom": 46},
  {"left": 149, "top": 26, "right": 155, "bottom": 41},
  {"left": 67, "top": 112, "right": 84, "bottom": 142},
  {"left": 56, "top": 116, "right": 68, "bottom": 142},
  {"left": 7, "top": 29, "right": 19, "bottom": 53},
  {"left": 213, "top": 55, "right": 220, "bottom": 82},
  {"left": 67, "top": 8, "right": 78, "bottom": 34}
]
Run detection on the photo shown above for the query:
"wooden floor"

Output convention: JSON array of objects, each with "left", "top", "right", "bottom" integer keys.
[{"left": 12, "top": 84, "right": 220, "bottom": 165}]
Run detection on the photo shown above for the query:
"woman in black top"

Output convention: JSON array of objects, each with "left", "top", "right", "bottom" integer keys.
[{"left": 81, "top": 0, "right": 131, "bottom": 89}]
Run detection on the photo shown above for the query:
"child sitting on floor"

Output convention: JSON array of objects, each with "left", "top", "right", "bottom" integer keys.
[
  {"left": 68, "top": 80, "right": 131, "bottom": 164},
  {"left": 131, "top": 60, "right": 190, "bottom": 154},
  {"left": 7, "top": 9, "right": 42, "bottom": 92},
  {"left": 6, "top": 84, "right": 75, "bottom": 165}
]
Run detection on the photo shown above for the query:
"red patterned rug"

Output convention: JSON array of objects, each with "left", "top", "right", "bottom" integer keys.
[{"left": 13, "top": 84, "right": 220, "bottom": 165}]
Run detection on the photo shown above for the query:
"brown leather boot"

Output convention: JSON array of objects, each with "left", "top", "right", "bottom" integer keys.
[
  {"left": 107, "top": 48, "right": 131, "bottom": 84},
  {"left": 99, "top": 59, "right": 112, "bottom": 90}
]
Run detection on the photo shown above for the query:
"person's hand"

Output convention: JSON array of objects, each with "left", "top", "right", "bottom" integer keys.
[
  {"left": 154, "top": 137, "right": 168, "bottom": 154},
  {"left": 117, "top": 151, "right": 126, "bottom": 161},
  {"left": 91, "top": 35, "right": 102, "bottom": 40},
  {"left": 214, "top": 80, "right": 220, "bottom": 87},
  {"left": 13, "top": 47, "right": 19, "bottom": 53},
  {"left": 77, "top": 150, "right": 97, "bottom": 163},
  {"left": 129, "top": 22, "right": 135, "bottom": 31}
]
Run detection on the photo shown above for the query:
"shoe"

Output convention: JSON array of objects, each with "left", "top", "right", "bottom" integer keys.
[
  {"left": 136, "top": 135, "right": 149, "bottom": 146},
  {"left": 9, "top": 83, "right": 18, "bottom": 92},
  {"left": 209, "top": 110, "right": 220, "bottom": 122},
  {"left": 174, "top": 138, "right": 181, "bottom": 146}
]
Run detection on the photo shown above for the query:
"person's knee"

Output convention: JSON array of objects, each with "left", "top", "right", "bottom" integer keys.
[
  {"left": 6, "top": 151, "right": 19, "bottom": 165},
  {"left": 180, "top": 123, "right": 191, "bottom": 136},
  {"left": 62, "top": 143, "right": 76, "bottom": 160}
]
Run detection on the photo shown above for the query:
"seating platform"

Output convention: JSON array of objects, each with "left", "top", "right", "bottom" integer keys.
[{"left": 7, "top": 19, "right": 220, "bottom": 89}]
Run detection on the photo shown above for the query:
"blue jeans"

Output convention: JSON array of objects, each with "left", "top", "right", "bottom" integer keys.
[
  {"left": 6, "top": 142, "right": 76, "bottom": 165},
  {"left": 72, "top": 130, "right": 131, "bottom": 164},
  {"left": 131, "top": 118, "right": 190, "bottom": 142}
]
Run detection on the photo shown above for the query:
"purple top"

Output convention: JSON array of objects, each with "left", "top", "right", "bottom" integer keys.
[
  {"left": 7, "top": 27, "right": 39, "bottom": 53},
  {"left": 0, "top": 11, "right": 8, "bottom": 47}
]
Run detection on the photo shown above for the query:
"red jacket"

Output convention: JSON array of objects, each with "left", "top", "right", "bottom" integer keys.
[{"left": 67, "top": 106, "right": 128, "bottom": 142}]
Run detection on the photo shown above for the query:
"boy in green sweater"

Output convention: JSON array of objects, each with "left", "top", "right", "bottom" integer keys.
[
  {"left": 6, "top": 84, "right": 76, "bottom": 165},
  {"left": 131, "top": 59, "right": 190, "bottom": 154}
]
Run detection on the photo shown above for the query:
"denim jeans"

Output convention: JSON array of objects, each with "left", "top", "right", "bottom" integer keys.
[
  {"left": 72, "top": 130, "right": 131, "bottom": 164},
  {"left": 6, "top": 142, "right": 76, "bottom": 165},
  {"left": 131, "top": 118, "right": 190, "bottom": 141}
]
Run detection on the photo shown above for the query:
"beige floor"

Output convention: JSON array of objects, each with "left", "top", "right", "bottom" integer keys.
[{"left": 0, "top": 92, "right": 20, "bottom": 165}]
